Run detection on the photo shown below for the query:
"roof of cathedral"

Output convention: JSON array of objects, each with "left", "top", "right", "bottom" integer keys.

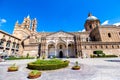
[{"left": 87, "top": 13, "right": 98, "bottom": 20}]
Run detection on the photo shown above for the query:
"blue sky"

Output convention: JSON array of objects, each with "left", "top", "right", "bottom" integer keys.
[{"left": 0, "top": 0, "right": 120, "bottom": 34}]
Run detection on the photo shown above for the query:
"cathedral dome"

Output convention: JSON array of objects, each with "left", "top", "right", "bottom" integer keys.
[{"left": 87, "top": 13, "right": 98, "bottom": 20}]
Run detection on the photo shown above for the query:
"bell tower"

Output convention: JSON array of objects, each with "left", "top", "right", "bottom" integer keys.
[
  {"left": 31, "top": 18, "right": 37, "bottom": 32},
  {"left": 21, "top": 15, "right": 31, "bottom": 29},
  {"left": 84, "top": 13, "right": 100, "bottom": 32}
]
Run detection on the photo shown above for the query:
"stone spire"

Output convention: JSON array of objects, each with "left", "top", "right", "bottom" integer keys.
[
  {"left": 15, "top": 20, "right": 19, "bottom": 27},
  {"left": 27, "top": 14, "right": 30, "bottom": 18},
  {"left": 22, "top": 15, "right": 31, "bottom": 29},
  {"left": 31, "top": 18, "right": 37, "bottom": 32},
  {"left": 88, "top": 13, "right": 92, "bottom": 17}
]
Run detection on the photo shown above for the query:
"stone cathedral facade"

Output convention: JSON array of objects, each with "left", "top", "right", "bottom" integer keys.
[{"left": 1, "top": 13, "right": 120, "bottom": 58}]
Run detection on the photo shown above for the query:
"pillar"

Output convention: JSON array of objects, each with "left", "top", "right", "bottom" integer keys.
[
  {"left": 55, "top": 42, "right": 57, "bottom": 56},
  {"left": 67, "top": 41, "right": 68, "bottom": 57}
]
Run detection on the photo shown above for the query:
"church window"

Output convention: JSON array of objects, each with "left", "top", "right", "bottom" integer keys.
[
  {"left": 112, "top": 45, "right": 114, "bottom": 48},
  {"left": 117, "top": 45, "right": 119, "bottom": 48},
  {"left": 96, "top": 24, "right": 98, "bottom": 27},
  {"left": 0, "top": 40, "right": 4, "bottom": 46},
  {"left": 101, "top": 45, "right": 103, "bottom": 48},
  {"left": 6, "top": 42, "right": 10, "bottom": 47},
  {"left": 60, "top": 45, "right": 62, "bottom": 49},
  {"left": 85, "top": 46, "right": 86, "bottom": 49},
  {"left": 16, "top": 44, "right": 19, "bottom": 49},
  {"left": 106, "top": 45, "right": 108, "bottom": 48},
  {"left": 90, "top": 46, "right": 92, "bottom": 49},
  {"left": 89, "top": 24, "right": 92, "bottom": 29},
  {"left": 12, "top": 43, "right": 15, "bottom": 48},
  {"left": 95, "top": 45, "right": 97, "bottom": 48},
  {"left": 108, "top": 33, "right": 111, "bottom": 37},
  {"left": 86, "top": 38, "right": 88, "bottom": 42}
]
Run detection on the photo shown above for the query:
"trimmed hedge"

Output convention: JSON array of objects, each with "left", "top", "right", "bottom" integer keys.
[
  {"left": 91, "top": 54, "right": 118, "bottom": 58},
  {"left": 93, "top": 50, "right": 105, "bottom": 57},
  {"left": 27, "top": 59, "right": 69, "bottom": 70},
  {"left": 6, "top": 56, "right": 34, "bottom": 60}
]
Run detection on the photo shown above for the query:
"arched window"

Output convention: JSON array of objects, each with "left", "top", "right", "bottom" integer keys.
[
  {"left": 108, "top": 33, "right": 111, "bottom": 37},
  {"left": 101, "top": 45, "right": 103, "bottom": 48},
  {"left": 89, "top": 24, "right": 92, "bottom": 29},
  {"left": 112, "top": 45, "right": 114, "bottom": 48},
  {"left": 117, "top": 45, "right": 119, "bottom": 48},
  {"left": 0, "top": 40, "right": 3, "bottom": 46},
  {"left": 86, "top": 38, "right": 88, "bottom": 42},
  {"left": 106, "top": 45, "right": 108, "bottom": 48},
  {"left": 60, "top": 45, "right": 62, "bottom": 49},
  {"left": 85, "top": 46, "right": 86, "bottom": 49},
  {"left": 6, "top": 42, "right": 10, "bottom": 47},
  {"left": 95, "top": 45, "right": 97, "bottom": 49}
]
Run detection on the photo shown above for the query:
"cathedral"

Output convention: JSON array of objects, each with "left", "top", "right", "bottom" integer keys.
[{"left": 0, "top": 13, "right": 120, "bottom": 58}]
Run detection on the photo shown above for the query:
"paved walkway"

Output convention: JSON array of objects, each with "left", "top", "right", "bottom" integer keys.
[{"left": 0, "top": 58, "right": 120, "bottom": 80}]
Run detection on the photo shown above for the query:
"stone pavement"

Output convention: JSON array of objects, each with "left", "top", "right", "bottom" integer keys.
[{"left": 0, "top": 58, "right": 120, "bottom": 80}]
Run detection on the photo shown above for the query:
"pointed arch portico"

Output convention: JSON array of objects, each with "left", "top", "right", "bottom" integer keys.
[{"left": 46, "top": 31, "right": 76, "bottom": 58}]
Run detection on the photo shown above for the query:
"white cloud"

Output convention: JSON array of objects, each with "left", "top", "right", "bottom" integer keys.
[
  {"left": 78, "top": 29, "right": 85, "bottom": 32},
  {"left": 0, "top": 18, "right": 7, "bottom": 26},
  {"left": 1, "top": 19, "right": 7, "bottom": 23},
  {"left": 101, "top": 20, "right": 109, "bottom": 25},
  {"left": 81, "top": 29, "right": 85, "bottom": 32},
  {"left": 113, "top": 22, "right": 120, "bottom": 26}
]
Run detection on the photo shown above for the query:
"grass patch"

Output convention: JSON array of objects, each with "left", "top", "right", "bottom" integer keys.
[
  {"left": 27, "top": 59, "right": 69, "bottom": 70},
  {"left": 5, "top": 56, "right": 34, "bottom": 60}
]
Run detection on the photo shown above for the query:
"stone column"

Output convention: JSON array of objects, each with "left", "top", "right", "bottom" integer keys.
[
  {"left": 46, "top": 44, "right": 48, "bottom": 58},
  {"left": 55, "top": 41, "right": 57, "bottom": 56},
  {"left": 66, "top": 41, "right": 68, "bottom": 57}
]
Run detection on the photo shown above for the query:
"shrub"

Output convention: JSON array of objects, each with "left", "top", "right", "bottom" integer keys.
[
  {"left": 91, "top": 54, "right": 118, "bottom": 58},
  {"left": 26, "top": 53, "right": 29, "bottom": 58},
  {"left": 28, "top": 70, "right": 41, "bottom": 79},
  {"left": 93, "top": 50, "right": 104, "bottom": 57},
  {"left": 27, "top": 59, "right": 69, "bottom": 70},
  {"left": 105, "top": 55, "right": 118, "bottom": 57},
  {"left": 72, "top": 61, "right": 80, "bottom": 70},
  {"left": 8, "top": 63, "right": 18, "bottom": 72},
  {"left": 6, "top": 56, "right": 34, "bottom": 60}
]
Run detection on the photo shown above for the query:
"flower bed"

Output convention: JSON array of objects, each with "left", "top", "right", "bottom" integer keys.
[
  {"left": 28, "top": 70, "right": 41, "bottom": 79},
  {"left": 72, "top": 61, "right": 80, "bottom": 70},
  {"left": 72, "top": 66, "right": 80, "bottom": 70},
  {"left": 27, "top": 59, "right": 69, "bottom": 70},
  {"left": 8, "top": 63, "right": 18, "bottom": 72}
]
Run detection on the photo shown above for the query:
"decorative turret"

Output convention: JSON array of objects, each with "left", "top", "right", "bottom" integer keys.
[
  {"left": 15, "top": 20, "right": 19, "bottom": 27},
  {"left": 22, "top": 15, "right": 31, "bottom": 29},
  {"left": 84, "top": 13, "right": 100, "bottom": 32},
  {"left": 31, "top": 18, "right": 37, "bottom": 32}
]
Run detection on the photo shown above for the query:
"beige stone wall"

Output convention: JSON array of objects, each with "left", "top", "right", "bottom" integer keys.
[
  {"left": 82, "top": 49, "right": 120, "bottom": 58},
  {"left": 99, "top": 27, "right": 120, "bottom": 42},
  {"left": 0, "top": 30, "right": 21, "bottom": 56},
  {"left": 22, "top": 45, "right": 38, "bottom": 57}
]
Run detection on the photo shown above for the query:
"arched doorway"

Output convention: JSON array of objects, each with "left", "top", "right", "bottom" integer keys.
[
  {"left": 48, "top": 44, "right": 55, "bottom": 58},
  {"left": 57, "top": 43, "right": 66, "bottom": 58},
  {"left": 68, "top": 43, "right": 75, "bottom": 57},
  {"left": 59, "top": 51, "right": 63, "bottom": 58}
]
